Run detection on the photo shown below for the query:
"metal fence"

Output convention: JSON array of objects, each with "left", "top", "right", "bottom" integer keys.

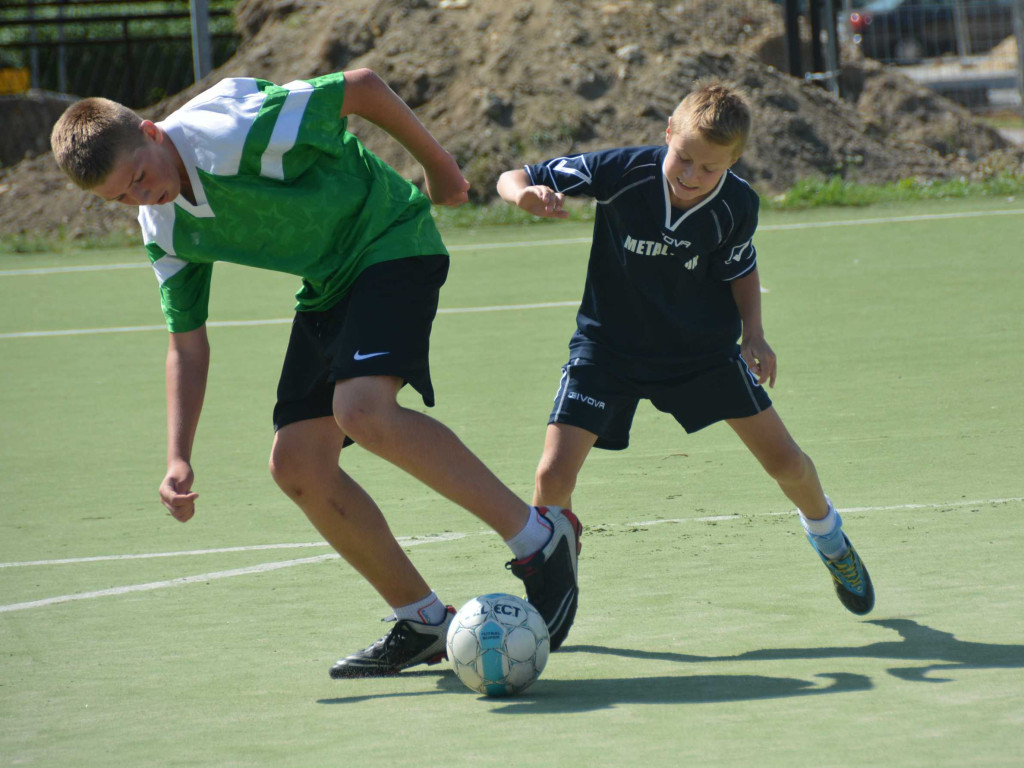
[
  {"left": 0, "top": 0, "right": 238, "bottom": 108},
  {"left": 1, "top": 0, "right": 1021, "bottom": 112},
  {"left": 836, "top": 0, "right": 1024, "bottom": 108}
]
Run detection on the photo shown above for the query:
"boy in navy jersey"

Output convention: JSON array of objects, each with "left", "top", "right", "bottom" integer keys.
[{"left": 497, "top": 82, "right": 873, "bottom": 615}]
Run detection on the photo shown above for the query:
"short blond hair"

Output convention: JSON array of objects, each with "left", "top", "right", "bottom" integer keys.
[
  {"left": 670, "top": 81, "right": 752, "bottom": 157},
  {"left": 50, "top": 98, "right": 145, "bottom": 189}
]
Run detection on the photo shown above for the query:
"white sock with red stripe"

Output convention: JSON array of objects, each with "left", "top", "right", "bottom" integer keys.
[
  {"left": 505, "top": 506, "right": 555, "bottom": 560},
  {"left": 392, "top": 591, "right": 447, "bottom": 625}
]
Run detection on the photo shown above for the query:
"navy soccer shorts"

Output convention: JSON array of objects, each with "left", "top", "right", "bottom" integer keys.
[
  {"left": 273, "top": 254, "right": 449, "bottom": 433},
  {"left": 548, "top": 356, "right": 773, "bottom": 450}
]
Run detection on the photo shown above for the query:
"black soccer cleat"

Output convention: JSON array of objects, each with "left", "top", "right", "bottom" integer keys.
[
  {"left": 507, "top": 506, "right": 582, "bottom": 651},
  {"left": 329, "top": 606, "right": 456, "bottom": 678},
  {"left": 810, "top": 534, "right": 875, "bottom": 615}
]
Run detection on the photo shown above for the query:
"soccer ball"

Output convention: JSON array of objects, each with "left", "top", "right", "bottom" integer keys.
[{"left": 446, "top": 593, "right": 550, "bottom": 696}]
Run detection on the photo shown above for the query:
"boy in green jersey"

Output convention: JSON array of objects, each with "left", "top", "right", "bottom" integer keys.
[{"left": 50, "top": 68, "right": 582, "bottom": 676}]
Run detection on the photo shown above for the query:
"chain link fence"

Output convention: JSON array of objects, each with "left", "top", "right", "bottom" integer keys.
[
  {"left": 0, "top": 0, "right": 238, "bottom": 108},
  {"left": 838, "top": 0, "right": 1024, "bottom": 109}
]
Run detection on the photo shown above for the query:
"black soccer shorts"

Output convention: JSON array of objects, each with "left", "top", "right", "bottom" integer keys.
[
  {"left": 548, "top": 355, "right": 773, "bottom": 450},
  {"left": 273, "top": 254, "right": 449, "bottom": 432}
]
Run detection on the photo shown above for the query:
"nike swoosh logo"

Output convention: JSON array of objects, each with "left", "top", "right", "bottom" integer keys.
[{"left": 353, "top": 350, "right": 390, "bottom": 361}]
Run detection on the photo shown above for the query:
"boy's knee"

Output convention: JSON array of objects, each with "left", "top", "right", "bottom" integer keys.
[
  {"left": 332, "top": 377, "right": 403, "bottom": 448},
  {"left": 268, "top": 434, "right": 322, "bottom": 496},
  {"left": 268, "top": 443, "right": 302, "bottom": 490},
  {"left": 332, "top": 398, "right": 395, "bottom": 449},
  {"left": 763, "top": 446, "right": 813, "bottom": 485},
  {"left": 535, "top": 461, "right": 576, "bottom": 502}
]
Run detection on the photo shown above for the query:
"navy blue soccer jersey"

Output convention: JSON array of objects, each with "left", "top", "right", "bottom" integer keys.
[{"left": 525, "top": 145, "right": 760, "bottom": 378}]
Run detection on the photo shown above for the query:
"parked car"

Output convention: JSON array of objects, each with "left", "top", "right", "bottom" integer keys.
[{"left": 849, "top": 0, "right": 1016, "bottom": 62}]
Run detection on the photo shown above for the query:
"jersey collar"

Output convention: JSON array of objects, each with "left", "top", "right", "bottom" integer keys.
[
  {"left": 157, "top": 118, "right": 213, "bottom": 217},
  {"left": 662, "top": 168, "right": 728, "bottom": 231}
]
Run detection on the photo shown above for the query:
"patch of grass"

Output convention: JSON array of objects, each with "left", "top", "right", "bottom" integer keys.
[
  {"left": 766, "top": 173, "right": 1024, "bottom": 209},
  {"left": 0, "top": 228, "right": 140, "bottom": 255},
  {"left": 978, "top": 111, "right": 1024, "bottom": 130}
]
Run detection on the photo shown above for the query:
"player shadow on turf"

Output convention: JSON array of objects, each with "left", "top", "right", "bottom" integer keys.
[
  {"left": 563, "top": 618, "right": 1024, "bottom": 684},
  {"left": 317, "top": 668, "right": 873, "bottom": 710},
  {"left": 316, "top": 619, "right": 1021, "bottom": 710},
  {"left": 454, "top": 670, "right": 874, "bottom": 713}
]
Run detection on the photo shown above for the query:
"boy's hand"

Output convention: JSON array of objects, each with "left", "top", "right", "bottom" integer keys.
[
  {"left": 740, "top": 335, "right": 777, "bottom": 388},
  {"left": 516, "top": 185, "right": 569, "bottom": 219},
  {"left": 423, "top": 153, "right": 470, "bottom": 206},
  {"left": 160, "top": 460, "right": 199, "bottom": 522}
]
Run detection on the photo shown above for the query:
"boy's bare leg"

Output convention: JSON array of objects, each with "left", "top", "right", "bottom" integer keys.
[
  {"left": 533, "top": 423, "right": 599, "bottom": 508},
  {"left": 726, "top": 407, "right": 828, "bottom": 519},
  {"left": 327, "top": 376, "right": 586, "bottom": 651},
  {"left": 332, "top": 376, "right": 531, "bottom": 539},
  {"left": 731, "top": 407, "right": 875, "bottom": 614},
  {"left": 270, "top": 416, "right": 432, "bottom": 607}
]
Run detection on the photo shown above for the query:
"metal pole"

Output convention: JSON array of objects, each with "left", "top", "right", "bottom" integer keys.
[
  {"left": 823, "top": 0, "right": 841, "bottom": 97},
  {"left": 190, "top": 0, "right": 213, "bottom": 82},
  {"left": 28, "top": 0, "right": 40, "bottom": 89},
  {"left": 784, "top": 0, "right": 802, "bottom": 77},
  {"left": 809, "top": 0, "right": 825, "bottom": 74},
  {"left": 1014, "top": 0, "right": 1024, "bottom": 115},
  {"left": 953, "top": 0, "right": 971, "bottom": 59},
  {"left": 57, "top": 0, "right": 67, "bottom": 94},
  {"left": 123, "top": 17, "right": 133, "bottom": 104}
]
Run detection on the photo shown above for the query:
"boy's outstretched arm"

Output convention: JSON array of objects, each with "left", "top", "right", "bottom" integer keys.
[
  {"left": 339, "top": 68, "right": 468, "bottom": 206},
  {"left": 730, "top": 268, "right": 777, "bottom": 388},
  {"left": 496, "top": 169, "right": 569, "bottom": 219},
  {"left": 161, "top": 325, "right": 210, "bottom": 522}
]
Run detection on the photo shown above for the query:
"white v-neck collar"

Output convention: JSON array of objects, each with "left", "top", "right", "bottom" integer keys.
[
  {"left": 159, "top": 119, "right": 213, "bottom": 217},
  {"left": 662, "top": 170, "right": 728, "bottom": 231}
]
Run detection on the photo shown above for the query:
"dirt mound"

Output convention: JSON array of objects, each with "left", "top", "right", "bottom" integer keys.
[
  {"left": 2, "top": 0, "right": 1021, "bottom": 242},
  {"left": 0, "top": 91, "right": 78, "bottom": 168}
]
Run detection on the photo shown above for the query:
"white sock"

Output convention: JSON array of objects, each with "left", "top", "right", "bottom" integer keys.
[
  {"left": 504, "top": 506, "right": 554, "bottom": 560},
  {"left": 800, "top": 498, "right": 849, "bottom": 559},
  {"left": 800, "top": 499, "right": 839, "bottom": 535},
  {"left": 392, "top": 592, "right": 447, "bottom": 625}
]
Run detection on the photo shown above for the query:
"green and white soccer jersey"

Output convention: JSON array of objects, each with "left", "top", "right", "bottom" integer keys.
[{"left": 139, "top": 72, "right": 447, "bottom": 332}]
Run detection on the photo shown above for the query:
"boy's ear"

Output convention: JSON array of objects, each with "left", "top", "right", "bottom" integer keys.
[{"left": 139, "top": 120, "right": 161, "bottom": 142}]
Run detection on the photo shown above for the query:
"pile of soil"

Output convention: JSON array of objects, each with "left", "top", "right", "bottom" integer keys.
[{"left": 2, "top": 0, "right": 1021, "bottom": 242}]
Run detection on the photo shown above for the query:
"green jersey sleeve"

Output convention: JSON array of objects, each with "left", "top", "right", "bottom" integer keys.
[{"left": 147, "top": 242, "right": 213, "bottom": 333}]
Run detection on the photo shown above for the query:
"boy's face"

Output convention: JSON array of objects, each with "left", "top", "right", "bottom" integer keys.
[
  {"left": 662, "top": 125, "right": 739, "bottom": 208},
  {"left": 92, "top": 121, "right": 184, "bottom": 207}
]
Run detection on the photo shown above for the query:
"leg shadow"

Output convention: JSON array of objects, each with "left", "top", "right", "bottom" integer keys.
[{"left": 562, "top": 618, "right": 1024, "bottom": 683}]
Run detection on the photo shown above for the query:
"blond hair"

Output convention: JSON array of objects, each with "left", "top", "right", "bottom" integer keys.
[
  {"left": 670, "top": 81, "right": 752, "bottom": 157},
  {"left": 50, "top": 98, "right": 145, "bottom": 189}
]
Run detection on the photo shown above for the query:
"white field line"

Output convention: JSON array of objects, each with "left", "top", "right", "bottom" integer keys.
[
  {"left": 0, "top": 533, "right": 468, "bottom": 613},
  {"left": 0, "top": 301, "right": 582, "bottom": 340},
  {"left": 0, "top": 541, "right": 333, "bottom": 568},
  {"left": 0, "top": 533, "right": 478, "bottom": 568},
  {"left": 2, "top": 497, "right": 1019, "bottom": 613},
  {"left": 626, "top": 496, "right": 1024, "bottom": 526},
  {"left": 3, "top": 207, "right": 1023, "bottom": 278},
  {"left": 0, "top": 239, "right": 595, "bottom": 277},
  {"left": 3, "top": 206, "right": 1021, "bottom": 338},
  {"left": 0, "top": 555, "right": 339, "bottom": 613}
]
